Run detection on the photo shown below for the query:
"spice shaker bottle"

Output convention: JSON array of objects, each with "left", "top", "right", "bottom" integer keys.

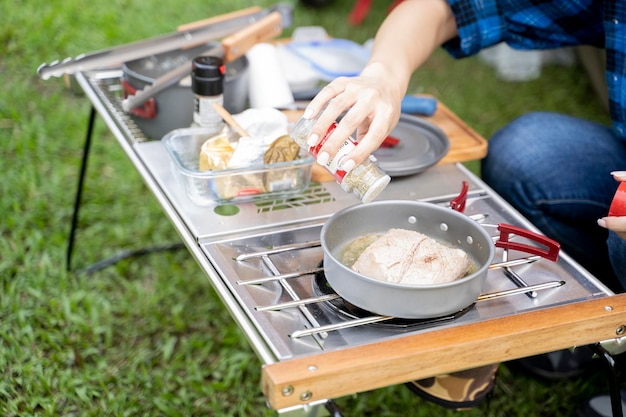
[
  {"left": 291, "top": 115, "right": 391, "bottom": 203},
  {"left": 191, "top": 56, "right": 225, "bottom": 134}
]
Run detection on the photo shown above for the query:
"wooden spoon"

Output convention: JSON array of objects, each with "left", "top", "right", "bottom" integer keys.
[{"left": 212, "top": 102, "right": 250, "bottom": 137}]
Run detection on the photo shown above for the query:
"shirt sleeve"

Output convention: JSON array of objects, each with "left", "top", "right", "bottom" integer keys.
[
  {"left": 442, "top": 0, "right": 605, "bottom": 58},
  {"left": 440, "top": 0, "right": 626, "bottom": 141},
  {"left": 604, "top": 1, "right": 626, "bottom": 138},
  {"left": 442, "top": 0, "right": 505, "bottom": 58}
]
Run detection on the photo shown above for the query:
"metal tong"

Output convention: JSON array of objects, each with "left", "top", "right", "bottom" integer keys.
[
  {"left": 36, "top": 3, "right": 293, "bottom": 81},
  {"left": 121, "top": 10, "right": 285, "bottom": 112}
]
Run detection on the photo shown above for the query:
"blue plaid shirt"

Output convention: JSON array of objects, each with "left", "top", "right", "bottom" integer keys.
[{"left": 442, "top": 0, "right": 626, "bottom": 139}]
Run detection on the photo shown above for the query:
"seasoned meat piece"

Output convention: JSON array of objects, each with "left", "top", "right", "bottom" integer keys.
[{"left": 351, "top": 228, "right": 470, "bottom": 285}]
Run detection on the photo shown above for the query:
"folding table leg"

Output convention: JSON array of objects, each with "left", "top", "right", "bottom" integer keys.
[
  {"left": 590, "top": 343, "right": 624, "bottom": 417},
  {"left": 66, "top": 106, "right": 96, "bottom": 272}
]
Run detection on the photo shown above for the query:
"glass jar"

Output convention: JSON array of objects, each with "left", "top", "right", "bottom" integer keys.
[{"left": 291, "top": 116, "right": 390, "bottom": 203}]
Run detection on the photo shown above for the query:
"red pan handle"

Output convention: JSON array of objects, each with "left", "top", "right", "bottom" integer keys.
[
  {"left": 121, "top": 80, "right": 157, "bottom": 119},
  {"left": 450, "top": 181, "right": 469, "bottom": 213},
  {"left": 380, "top": 135, "right": 400, "bottom": 148},
  {"left": 495, "top": 224, "right": 560, "bottom": 262}
]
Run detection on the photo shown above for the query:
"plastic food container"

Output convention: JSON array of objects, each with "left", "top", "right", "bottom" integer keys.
[{"left": 162, "top": 127, "right": 314, "bottom": 205}]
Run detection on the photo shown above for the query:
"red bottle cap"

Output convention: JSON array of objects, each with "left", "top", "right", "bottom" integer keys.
[{"left": 609, "top": 182, "right": 626, "bottom": 217}]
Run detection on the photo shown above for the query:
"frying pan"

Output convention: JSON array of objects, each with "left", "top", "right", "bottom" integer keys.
[{"left": 321, "top": 200, "right": 560, "bottom": 319}]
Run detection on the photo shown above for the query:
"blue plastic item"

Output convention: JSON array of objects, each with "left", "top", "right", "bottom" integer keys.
[
  {"left": 286, "top": 39, "right": 370, "bottom": 80},
  {"left": 400, "top": 96, "right": 438, "bottom": 116}
]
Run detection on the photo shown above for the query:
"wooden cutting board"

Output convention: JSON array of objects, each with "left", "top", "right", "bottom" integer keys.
[{"left": 283, "top": 96, "right": 487, "bottom": 182}]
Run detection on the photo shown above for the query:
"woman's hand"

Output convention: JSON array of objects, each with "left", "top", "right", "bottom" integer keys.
[
  {"left": 303, "top": 63, "right": 404, "bottom": 171},
  {"left": 598, "top": 171, "right": 626, "bottom": 240},
  {"left": 301, "top": 0, "right": 458, "bottom": 172}
]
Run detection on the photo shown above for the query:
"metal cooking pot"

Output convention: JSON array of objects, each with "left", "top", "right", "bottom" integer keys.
[
  {"left": 321, "top": 200, "right": 496, "bottom": 319},
  {"left": 122, "top": 43, "right": 249, "bottom": 139}
]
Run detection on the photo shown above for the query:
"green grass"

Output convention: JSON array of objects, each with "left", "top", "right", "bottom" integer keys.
[{"left": 0, "top": 0, "right": 614, "bottom": 415}]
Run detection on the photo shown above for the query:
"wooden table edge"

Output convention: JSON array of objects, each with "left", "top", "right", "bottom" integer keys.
[{"left": 262, "top": 293, "right": 626, "bottom": 410}]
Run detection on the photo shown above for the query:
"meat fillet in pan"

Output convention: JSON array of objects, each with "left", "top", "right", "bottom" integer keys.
[{"left": 351, "top": 228, "right": 471, "bottom": 285}]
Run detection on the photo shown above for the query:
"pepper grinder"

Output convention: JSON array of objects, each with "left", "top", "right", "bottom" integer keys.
[{"left": 191, "top": 56, "right": 225, "bottom": 135}]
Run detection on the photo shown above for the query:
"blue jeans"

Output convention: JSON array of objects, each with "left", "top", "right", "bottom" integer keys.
[{"left": 481, "top": 112, "right": 626, "bottom": 292}]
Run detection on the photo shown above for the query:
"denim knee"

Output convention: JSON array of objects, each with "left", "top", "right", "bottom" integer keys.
[
  {"left": 481, "top": 112, "right": 555, "bottom": 195},
  {"left": 608, "top": 232, "right": 626, "bottom": 292}
]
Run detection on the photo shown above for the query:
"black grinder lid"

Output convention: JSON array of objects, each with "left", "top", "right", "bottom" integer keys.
[{"left": 191, "top": 56, "right": 225, "bottom": 96}]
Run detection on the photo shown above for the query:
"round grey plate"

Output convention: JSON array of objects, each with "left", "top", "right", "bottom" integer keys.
[{"left": 373, "top": 113, "right": 450, "bottom": 177}]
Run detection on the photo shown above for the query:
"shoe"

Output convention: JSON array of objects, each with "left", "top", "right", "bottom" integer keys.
[
  {"left": 405, "top": 363, "right": 498, "bottom": 410},
  {"left": 511, "top": 346, "right": 597, "bottom": 380},
  {"left": 577, "top": 389, "right": 626, "bottom": 417}
]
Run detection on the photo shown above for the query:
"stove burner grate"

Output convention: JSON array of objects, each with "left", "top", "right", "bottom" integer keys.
[{"left": 312, "top": 262, "right": 473, "bottom": 329}]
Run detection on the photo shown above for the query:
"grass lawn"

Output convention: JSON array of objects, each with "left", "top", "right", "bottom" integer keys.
[{"left": 1, "top": 0, "right": 616, "bottom": 415}]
